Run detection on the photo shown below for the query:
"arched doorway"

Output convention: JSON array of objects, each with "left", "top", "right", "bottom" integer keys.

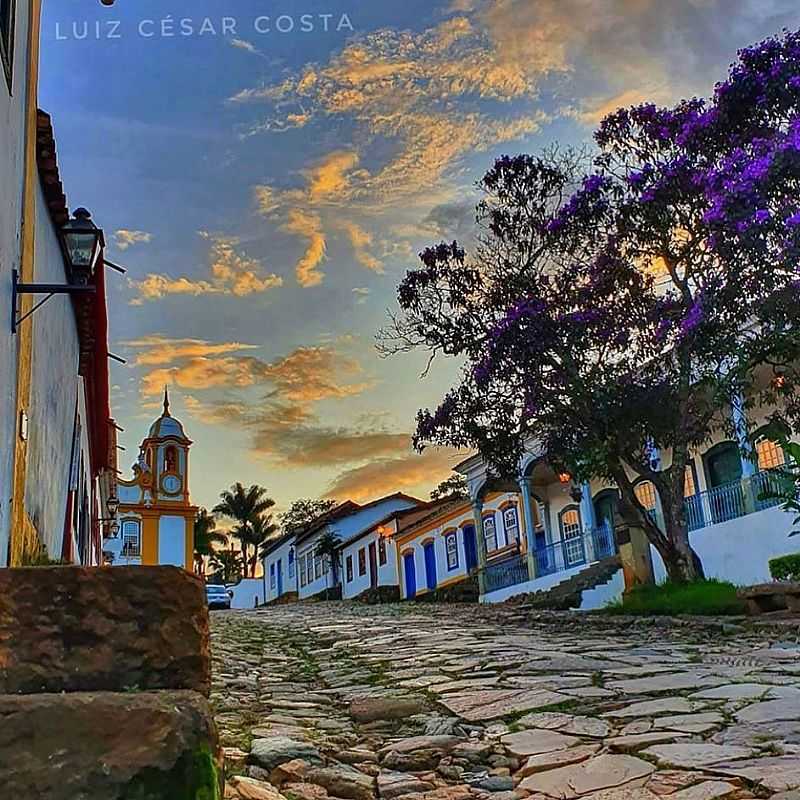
[
  {"left": 703, "top": 441, "right": 744, "bottom": 523},
  {"left": 593, "top": 489, "right": 620, "bottom": 531}
]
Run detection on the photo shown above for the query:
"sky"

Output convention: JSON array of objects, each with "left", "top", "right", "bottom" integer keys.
[{"left": 38, "top": 0, "right": 800, "bottom": 516}]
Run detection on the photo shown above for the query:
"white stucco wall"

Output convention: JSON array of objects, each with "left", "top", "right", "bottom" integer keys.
[
  {"left": 263, "top": 536, "right": 296, "bottom": 603},
  {"left": 158, "top": 515, "right": 185, "bottom": 567},
  {"left": 341, "top": 527, "right": 399, "bottom": 600},
  {"left": 0, "top": 2, "right": 33, "bottom": 566},
  {"left": 22, "top": 184, "right": 81, "bottom": 559},
  {"left": 398, "top": 493, "right": 521, "bottom": 600},
  {"left": 297, "top": 497, "right": 418, "bottom": 599},
  {"left": 651, "top": 505, "right": 798, "bottom": 586},
  {"left": 228, "top": 577, "right": 266, "bottom": 609}
]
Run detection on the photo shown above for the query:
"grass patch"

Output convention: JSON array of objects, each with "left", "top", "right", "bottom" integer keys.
[{"left": 604, "top": 579, "right": 745, "bottom": 616}]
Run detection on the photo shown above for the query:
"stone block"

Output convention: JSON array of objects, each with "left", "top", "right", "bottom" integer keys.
[
  {"left": 0, "top": 690, "right": 220, "bottom": 799},
  {"left": 0, "top": 565, "right": 210, "bottom": 695}
]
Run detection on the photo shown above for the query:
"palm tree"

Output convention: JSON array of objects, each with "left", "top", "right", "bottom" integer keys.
[
  {"left": 209, "top": 547, "right": 243, "bottom": 585},
  {"left": 213, "top": 483, "right": 275, "bottom": 576},
  {"left": 193, "top": 508, "right": 228, "bottom": 576},
  {"left": 243, "top": 513, "right": 278, "bottom": 577},
  {"left": 315, "top": 529, "right": 341, "bottom": 598}
]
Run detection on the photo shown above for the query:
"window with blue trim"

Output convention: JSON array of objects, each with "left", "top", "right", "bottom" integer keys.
[
  {"left": 483, "top": 514, "right": 498, "bottom": 551},
  {"left": 288, "top": 547, "right": 295, "bottom": 578},
  {"left": 502, "top": 506, "right": 519, "bottom": 544},
  {"left": 269, "top": 563, "right": 276, "bottom": 589},
  {"left": 445, "top": 531, "right": 458, "bottom": 569}
]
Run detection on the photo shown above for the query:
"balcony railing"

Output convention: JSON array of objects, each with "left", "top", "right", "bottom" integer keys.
[
  {"left": 685, "top": 469, "right": 784, "bottom": 531},
  {"left": 484, "top": 524, "right": 617, "bottom": 593}
]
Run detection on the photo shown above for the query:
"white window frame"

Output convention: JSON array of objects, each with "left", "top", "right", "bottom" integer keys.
[
  {"left": 483, "top": 514, "right": 498, "bottom": 552},
  {"left": 121, "top": 519, "right": 141, "bottom": 558},
  {"left": 445, "top": 531, "right": 458, "bottom": 570},
  {"left": 503, "top": 506, "right": 519, "bottom": 544},
  {"left": 270, "top": 563, "right": 276, "bottom": 589}
]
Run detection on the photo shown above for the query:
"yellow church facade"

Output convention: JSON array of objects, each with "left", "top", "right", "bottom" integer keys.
[{"left": 103, "top": 390, "right": 197, "bottom": 570}]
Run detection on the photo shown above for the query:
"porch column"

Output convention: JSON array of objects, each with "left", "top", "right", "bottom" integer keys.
[
  {"left": 518, "top": 476, "right": 538, "bottom": 581},
  {"left": 542, "top": 500, "right": 553, "bottom": 544},
  {"left": 732, "top": 391, "right": 757, "bottom": 513},
  {"left": 648, "top": 444, "right": 667, "bottom": 532},
  {"left": 580, "top": 481, "right": 597, "bottom": 563},
  {"left": 472, "top": 499, "right": 488, "bottom": 597},
  {"left": 732, "top": 392, "right": 757, "bottom": 478}
]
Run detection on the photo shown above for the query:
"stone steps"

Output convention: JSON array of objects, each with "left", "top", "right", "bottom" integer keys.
[{"left": 516, "top": 555, "right": 622, "bottom": 610}]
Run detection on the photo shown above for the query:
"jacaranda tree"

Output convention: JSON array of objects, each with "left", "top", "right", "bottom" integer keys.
[{"left": 382, "top": 31, "right": 800, "bottom": 582}]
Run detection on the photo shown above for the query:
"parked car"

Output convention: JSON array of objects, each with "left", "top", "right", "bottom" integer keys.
[{"left": 205, "top": 583, "right": 232, "bottom": 610}]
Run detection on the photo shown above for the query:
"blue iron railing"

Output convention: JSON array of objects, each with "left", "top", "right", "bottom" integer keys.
[
  {"left": 685, "top": 469, "right": 784, "bottom": 531},
  {"left": 486, "top": 524, "right": 618, "bottom": 592},
  {"left": 484, "top": 553, "right": 529, "bottom": 592}
]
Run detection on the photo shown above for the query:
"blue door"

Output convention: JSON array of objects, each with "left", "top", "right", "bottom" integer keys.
[
  {"left": 277, "top": 559, "right": 283, "bottom": 596},
  {"left": 463, "top": 525, "right": 477, "bottom": 572},
  {"left": 423, "top": 542, "right": 437, "bottom": 591},
  {"left": 403, "top": 552, "right": 417, "bottom": 599}
]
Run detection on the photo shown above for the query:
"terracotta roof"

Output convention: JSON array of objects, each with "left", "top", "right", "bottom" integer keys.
[
  {"left": 395, "top": 496, "right": 470, "bottom": 536},
  {"left": 36, "top": 110, "right": 69, "bottom": 231}
]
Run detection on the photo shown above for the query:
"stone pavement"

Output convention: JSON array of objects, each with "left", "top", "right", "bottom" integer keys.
[{"left": 211, "top": 603, "right": 800, "bottom": 800}]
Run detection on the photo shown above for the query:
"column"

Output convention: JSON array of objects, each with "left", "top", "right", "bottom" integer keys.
[
  {"left": 472, "top": 499, "right": 488, "bottom": 597},
  {"left": 518, "top": 476, "right": 538, "bottom": 581},
  {"left": 580, "top": 481, "right": 597, "bottom": 562},
  {"left": 732, "top": 392, "right": 757, "bottom": 477},
  {"left": 648, "top": 444, "right": 667, "bottom": 532},
  {"left": 732, "top": 391, "right": 756, "bottom": 512}
]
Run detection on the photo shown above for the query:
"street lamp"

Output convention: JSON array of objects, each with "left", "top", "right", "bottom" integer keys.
[
  {"left": 101, "top": 494, "right": 120, "bottom": 538},
  {"left": 59, "top": 208, "right": 104, "bottom": 285}
]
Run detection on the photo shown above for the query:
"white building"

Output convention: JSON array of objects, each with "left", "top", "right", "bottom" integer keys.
[
  {"left": 394, "top": 492, "right": 525, "bottom": 601},
  {"left": 262, "top": 533, "right": 297, "bottom": 604},
  {"left": 339, "top": 504, "right": 436, "bottom": 600},
  {"left": 294, "top": 494, "right": 421, "bottom": 600},
  {"left": 456, "top": 385, "right": 800, "bottom": 606}
]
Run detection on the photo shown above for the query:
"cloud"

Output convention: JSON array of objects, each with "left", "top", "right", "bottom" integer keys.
[
  {"left": 236, "top": 16, "right": 547, "bottom": 208},
  {"left": 128, "top": 232, "right": 282, "bottom": 304},
  {"left": 340, "top": 221, "right": 383, "bottom": 273},
  {"left": 283, "top": 208, "right": 327, "bottom": 287},
  {"left": 140, "top": 345, "right": 370, "bottom": 402},
  {"left": 230, "top": 38, "right": 259, "bottom": 55},
  {"left": 113, "top": 230, "right": 153, "bottom": 251},
  {"left": 122, "top": 335, "right": 259, "bottom": 366},
  {"left": 324, "top": 449, "right": 457, "bottom": 502},
  {"left": 306, "top": 150, "right": 361, "bottom": 203},
  {"left": 352, "top": 287, "right": 371, "bottom": 305}
]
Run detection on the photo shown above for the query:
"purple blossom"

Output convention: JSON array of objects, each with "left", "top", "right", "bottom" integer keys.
[
  {"left": 787, "top": 211, "right": 800, "bottom": 227},
  {"left": 680, "top": 298, "right": 705, "bottom": 336}
]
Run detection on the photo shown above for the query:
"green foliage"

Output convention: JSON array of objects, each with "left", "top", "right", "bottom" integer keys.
[
  {"left": 757, "top": 439, "right": 800, "bottom": 537},
  {"left": 279, "top": 498, "right": 337, "bottom": 536},
  {"left": 430, "top": 473, "right": 468, "bottom": 501},
  {"left": 193, "top": 509, "right": 228, "bottom": 574},
  {"left": 20, "top": 545, "right": 68, "bottom": 567},
  {"left": 604, "top": 579, "right": 745, "bottom": 616},
  {"left": 121, "top": 744, "right": 220, "bottom": 800},
  {"left": 208, "top": 548, "right": 243, "bottom": 585},
  {"left": 213, "top": 483, "right": 276, "bottom": 577},
  {"left": 769, "top": 553, "right": 800, "bottom": 582}
]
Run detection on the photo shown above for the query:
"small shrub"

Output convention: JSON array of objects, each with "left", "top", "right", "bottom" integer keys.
[
  {"left": 769, "top": 553, "right": 800, "bottom": 582},
  {"left": 604, "top": 579, "right": 745, "bottom": 616}
]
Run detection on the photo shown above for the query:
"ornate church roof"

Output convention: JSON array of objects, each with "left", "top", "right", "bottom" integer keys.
[{"left": 147, "top": 388, "right": 189, "bottom": 441}]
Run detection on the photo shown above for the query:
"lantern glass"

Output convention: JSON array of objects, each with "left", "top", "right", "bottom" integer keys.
[
  {"left": 106, "top": 495, "right": 120, "bottom": 516},
  {"left": 60, "top": 208, "right": 102, "bottom": 278}
]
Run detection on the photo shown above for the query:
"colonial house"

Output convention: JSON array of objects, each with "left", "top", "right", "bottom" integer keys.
[
  {"left": 106, "top": 390, "right": 197, "bottom": 570},
  {"left": 339, "top": 503, "right": 437, "bottom": 601},
  {"left": 394, "top": 491, "right": 529, "bottom": 601},
  {"left": 457, "top": 379, "right": 798, "bottom": 605},
  {"left": 263, "top": 532, "right": 297, "bottom": 604},
  {"left": 295, "top": 493, "right": 421, "bottom": 600},
  {"left": 1, "top": 1, "right": 119, "bottom": 566}
]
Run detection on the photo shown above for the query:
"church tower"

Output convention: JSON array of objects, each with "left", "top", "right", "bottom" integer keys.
[{"left": 107, "top": 389, "right": 197, "bottom": 568}]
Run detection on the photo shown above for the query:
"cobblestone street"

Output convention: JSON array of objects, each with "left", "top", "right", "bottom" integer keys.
[{"left": 212, "top": 604, "right": 800, "bottom": 800}]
